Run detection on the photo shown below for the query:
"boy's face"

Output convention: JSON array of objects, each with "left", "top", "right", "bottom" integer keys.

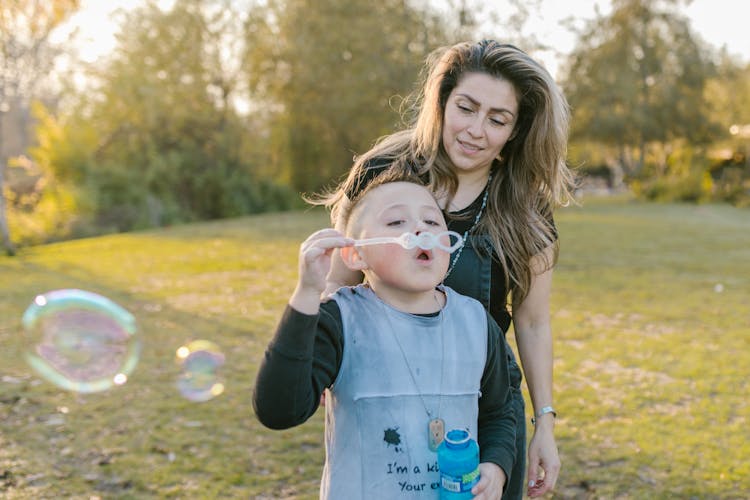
[{"left": 348, "top": 182, "right": 450, "bottom": 294}]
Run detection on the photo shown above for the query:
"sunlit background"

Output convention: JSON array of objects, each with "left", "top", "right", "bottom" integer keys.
[
  {"left": 3, "top": 0, "right": 748, "bottom": 251},
  {"left": 1, "top": 1, "right": 749, "bottom": 497},
  {"left": 65, "top": 0, "right": 750, "bottom": 76}
]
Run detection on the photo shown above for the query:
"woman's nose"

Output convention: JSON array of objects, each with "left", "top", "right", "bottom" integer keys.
[{"left": 467, "top": 116, "right": 484, "bottom": 138}]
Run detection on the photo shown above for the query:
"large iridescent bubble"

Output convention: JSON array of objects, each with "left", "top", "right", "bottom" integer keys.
[
  {"left": 22, "top": 289, "right": 141, "bottom": 393},
  {"left": 175, "top": 340, "right": 225, "bottom": 402}
]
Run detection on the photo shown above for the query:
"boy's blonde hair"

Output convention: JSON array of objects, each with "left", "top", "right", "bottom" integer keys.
[{"left": 342, "top": 168, "right": 432, "bottom": 236}]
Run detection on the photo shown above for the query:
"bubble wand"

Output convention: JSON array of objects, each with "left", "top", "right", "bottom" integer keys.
[{"left": 353, "top": 231, "right": 464, "bottom": 253}]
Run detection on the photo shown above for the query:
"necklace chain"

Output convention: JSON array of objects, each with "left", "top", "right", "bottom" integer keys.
[
  {"left": 444, "top": 173, "right": 492, "bottom": 280},
  {"left": 380, "top": 291, "right": 444, "bottom": 421}
]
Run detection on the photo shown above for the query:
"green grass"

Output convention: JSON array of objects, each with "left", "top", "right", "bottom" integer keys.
[{"left": 1, "top": 199, "right": 748, "bottom": 499}]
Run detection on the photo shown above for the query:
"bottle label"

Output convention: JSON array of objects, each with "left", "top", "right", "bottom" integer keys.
[{"left": 440, "top": 466, "right": 480, "bottom": 493}]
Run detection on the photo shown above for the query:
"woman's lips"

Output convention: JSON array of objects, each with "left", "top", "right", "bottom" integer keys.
[{"left": 457, "top": 138, "right": 483, "bottom": 154}]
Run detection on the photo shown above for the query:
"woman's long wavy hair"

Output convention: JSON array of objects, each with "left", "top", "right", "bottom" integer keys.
[{"left": 316, "top": 40, "right": 576, "bottom": 303}]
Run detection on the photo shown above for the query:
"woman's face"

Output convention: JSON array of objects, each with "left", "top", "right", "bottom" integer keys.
[{"left": 441, "top": 72, "right": 519, "bottom": 175}]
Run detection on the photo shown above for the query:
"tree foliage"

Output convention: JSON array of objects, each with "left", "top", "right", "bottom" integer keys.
[
  {"left": 7, "top": 0, "right": 541, "bottom": 245},
  {"left": 562, "top": 0, "right": 720, "bottom": 176},
  {"left": 704, "top": 55, "right": 750, "bottom": 138},
  {"left": 0, "top": 0, "right": 81, "bottom": 253},
  {"left": 701, "top": 56, "right": 750, "bottom": 206},
  {"left": 242, "top": 0, "right": 453, "bottom": 192},
  {"left": 26, "top": 0, "right": 467, "bottom": 241},
  {"left": 14, "top": 0, "right": 749, "bottom": 247},
  {"left": 33, "top": 0, "right": 295, "bottom": 233}
]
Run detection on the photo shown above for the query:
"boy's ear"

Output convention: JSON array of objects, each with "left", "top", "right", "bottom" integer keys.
[{"left": 340, "top": 245, "right": 369, "bottom": 271}]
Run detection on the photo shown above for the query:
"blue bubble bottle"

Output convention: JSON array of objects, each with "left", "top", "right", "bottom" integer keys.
[{"left": 437, "top": 428, "right": 480, "bottom": 499}]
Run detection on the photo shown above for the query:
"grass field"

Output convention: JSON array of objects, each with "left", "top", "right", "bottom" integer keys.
[{"left": 1, "top": 197, "right": 748, "bottom": 499}]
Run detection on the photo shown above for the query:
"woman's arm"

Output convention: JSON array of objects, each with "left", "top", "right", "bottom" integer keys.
[{"left": 512, "top": 245, "right": 560, "bottom": 497}]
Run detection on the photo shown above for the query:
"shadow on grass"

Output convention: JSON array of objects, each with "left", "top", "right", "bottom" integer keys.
[
  {"left": 1, "top": 253, "right": 324, "bottom": 498},
  {"left": 2, "top": 202, "right": 749, "bottom": 498}
]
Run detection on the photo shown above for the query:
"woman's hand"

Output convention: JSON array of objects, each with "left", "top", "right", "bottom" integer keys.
[
  {"left": 470, "top": 462, "right": 506, "bottom": 500},
  {"left": 526, "top": 420, "right": 560, "bottom": 497}
]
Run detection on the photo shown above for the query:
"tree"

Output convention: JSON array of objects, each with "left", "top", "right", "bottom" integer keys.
[
  {"left": 704, "top": 54, "right": 750, "bottom": 138},
  {"left": 562, "top": 0, "right": 719, "bottom": 177},
  {"left": 243, "top": 0, "right": 454, "bottom": 193},
  {"left": 0, "top": 0, "right": 80, "bottom": 254},
  {"left": 61, "top": 0, "right": 285, "bottom": 230},
  {"left": 702, "top": 55, "right": 750, "bottom": 203}
]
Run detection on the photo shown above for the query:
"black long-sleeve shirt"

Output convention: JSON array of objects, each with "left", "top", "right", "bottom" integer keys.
[{"left": 253, "top": 299, "right": 517, "bottom": 476}]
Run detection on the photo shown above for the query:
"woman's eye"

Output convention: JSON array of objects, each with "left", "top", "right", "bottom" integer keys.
[
  {"left": 490, "top": 117, "right": 507, "bottom": 126},
  {"left": 458, "top": 104, "right": 473, "bottom": 113}
]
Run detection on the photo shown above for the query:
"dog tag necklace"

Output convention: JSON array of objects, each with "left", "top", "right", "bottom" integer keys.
[{"left": 382, "top": 290, "right": 446, "bottom": 451}]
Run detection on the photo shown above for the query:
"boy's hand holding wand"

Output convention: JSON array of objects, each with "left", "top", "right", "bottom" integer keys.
[{"left": 290, "top": 228, "right": 354, "bottom": 315}]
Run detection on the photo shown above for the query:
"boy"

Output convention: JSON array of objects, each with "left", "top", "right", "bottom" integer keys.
[{"left": 253, "top": 171, "right": 516, "bottom": 499}]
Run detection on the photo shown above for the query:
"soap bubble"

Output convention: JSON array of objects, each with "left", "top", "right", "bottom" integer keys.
[
  {"left": 22, "top": 289, "right": 141, "bottom": 393},
  {"left": 175, "top": 340, "right": 225, "bottom": 402}
]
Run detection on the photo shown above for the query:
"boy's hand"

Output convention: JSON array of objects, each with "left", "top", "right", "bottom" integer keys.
[
  {"left": 290, "top": 229, "right": 353, "bottom": 314},
  {"left": 470, "top": 462, "right": 506, "bottom": 500}
]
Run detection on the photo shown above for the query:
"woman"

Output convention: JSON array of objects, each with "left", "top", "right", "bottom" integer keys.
[{"left": 318, "top": 40, "right": 576, "bottom": 498}]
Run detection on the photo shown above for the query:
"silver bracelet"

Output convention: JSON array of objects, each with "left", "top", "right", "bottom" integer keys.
[{"left": 531, "top": 406, "right": 557, "bottom": 425}]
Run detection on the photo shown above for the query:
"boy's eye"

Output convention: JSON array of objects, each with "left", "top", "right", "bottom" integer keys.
[
  {"left": 386, "top": 220, "right": 404, "bottom": 227},
  {"left": 425, "top": 219, "right": 440, "bottom": 226}
]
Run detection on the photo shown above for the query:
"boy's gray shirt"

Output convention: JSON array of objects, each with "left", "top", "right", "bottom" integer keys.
[{"left": 321, "top": 284, "right": 487, "bottom": 499}]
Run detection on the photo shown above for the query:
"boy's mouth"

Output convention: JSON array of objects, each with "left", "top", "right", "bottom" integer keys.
[{"left": 416, "top": 249, "right": 432, "bottom": 261}]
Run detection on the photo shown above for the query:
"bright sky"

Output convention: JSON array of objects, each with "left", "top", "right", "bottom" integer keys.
[{"left": 67, "top": 0, "right": 749, "bottom": 79}]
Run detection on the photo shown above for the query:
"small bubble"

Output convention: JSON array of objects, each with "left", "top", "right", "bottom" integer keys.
[
  {"left": 175, "top": 340, "right": 225, "bottom": 402},
  {"left": 714, "top": 283, "right": 724, "bottom": 293}
]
